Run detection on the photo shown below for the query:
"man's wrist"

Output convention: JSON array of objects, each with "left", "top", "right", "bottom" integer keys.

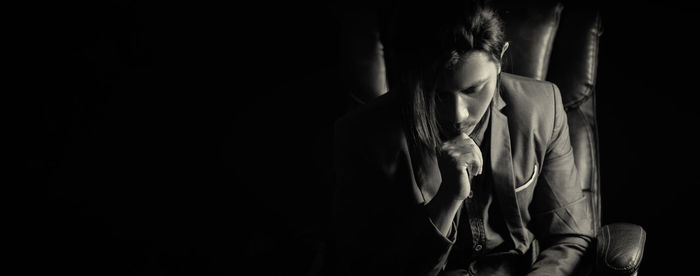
[
  {"left": 426, "top": 190, "right": 463, "bottom": 237},
  {"left": 428, "top": 188, "right": 464, "bottom": 215},
  {"left": 436, "top": 180, "right": 470, "bottom": 203}
]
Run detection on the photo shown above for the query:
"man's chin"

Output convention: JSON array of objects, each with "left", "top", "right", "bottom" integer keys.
[{"left": 440, "top": 127, "right": 474, "bottom": 141}]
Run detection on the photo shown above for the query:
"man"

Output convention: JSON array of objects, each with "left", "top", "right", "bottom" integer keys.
[{"left": 330, "top": 2, "right": 592, "bottom": 275}]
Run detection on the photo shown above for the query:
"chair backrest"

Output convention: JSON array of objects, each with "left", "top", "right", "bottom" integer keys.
[{"left": 340, "top": 0, "right": 604, "bottom": 233}]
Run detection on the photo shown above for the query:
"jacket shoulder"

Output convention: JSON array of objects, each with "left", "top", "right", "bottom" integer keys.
[
  {"left": 500, "top": 73, "right": 558, "bottom": 100},
  {"left": 499, "top": 73, "right": 563, "bottom": 138},
  {"left": 500, "top": 72, "right": 562, "bottom": 110}
]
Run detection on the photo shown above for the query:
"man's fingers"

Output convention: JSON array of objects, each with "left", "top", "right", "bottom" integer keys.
[
  {"left": 450, "top": 145, "right": 483, "bottom": 175},
  {"left": 468, "top": 155, "right": 483, "bottom": 176},
  {"left": 452, "top": 151, "right": 482, "bottom": 176},
  {"left": 470, "top": 148, "right": 483, "bottom": 176},
  {"left": 440, "top": 134, "right": 483, "bottom": 176}
]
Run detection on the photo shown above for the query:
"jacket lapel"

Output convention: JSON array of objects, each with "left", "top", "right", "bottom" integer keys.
[{"left": 490, "top": 90, "right": 529, "bottom": 253}]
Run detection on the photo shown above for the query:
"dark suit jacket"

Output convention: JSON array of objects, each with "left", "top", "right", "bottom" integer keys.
[{"left": 331, "top": 73, "right": 594, "bottom": 276}]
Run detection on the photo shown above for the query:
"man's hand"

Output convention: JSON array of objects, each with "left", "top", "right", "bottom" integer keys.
[{"left": 437, "top": 133, "right": 483, "bottom": 201}]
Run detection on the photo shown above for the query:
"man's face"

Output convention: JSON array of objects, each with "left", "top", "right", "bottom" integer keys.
[{"left": 436, "top": 50, "right": 499, "bottom": 139}]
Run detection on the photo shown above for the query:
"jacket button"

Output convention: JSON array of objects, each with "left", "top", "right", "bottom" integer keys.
[
  {"left": 468, "top": 191, "right": 474, "bottom": 198},
  {"left": 474, "top": 244, "right": 482, "bottom": 251}
]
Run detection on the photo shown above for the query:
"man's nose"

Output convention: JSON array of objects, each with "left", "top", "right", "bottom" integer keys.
[{"left": 445, "top": 93, "right": 469, "bottom": 123}]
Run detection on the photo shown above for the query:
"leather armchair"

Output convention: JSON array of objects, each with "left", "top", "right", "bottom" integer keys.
[
  {"left": 331, "top": 1, "right": 646, "bottom": 275},
  {"left": 494, "top": 1, "right": 646, "bottom": 274}
]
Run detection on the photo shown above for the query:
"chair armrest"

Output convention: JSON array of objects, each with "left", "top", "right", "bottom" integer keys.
[{"left": 595, "top": 223, "right": 647, "bottom": 275}]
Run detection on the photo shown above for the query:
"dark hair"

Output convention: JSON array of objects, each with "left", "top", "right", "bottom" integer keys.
[{"left": 384, "top": 0, "right": 506, "bottom": 159}]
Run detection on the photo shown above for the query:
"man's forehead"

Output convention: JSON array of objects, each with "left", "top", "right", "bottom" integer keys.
[{"left": 447, "top": 53, "right": 497, "bottom": 89}]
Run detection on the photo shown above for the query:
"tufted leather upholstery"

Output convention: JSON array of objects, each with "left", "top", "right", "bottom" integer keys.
[
  {"left": 548, "top": 4, "right": 602, "bottom": 110},
  {"left": 332, "top": 1, "right": 646, "bottom": 275}
]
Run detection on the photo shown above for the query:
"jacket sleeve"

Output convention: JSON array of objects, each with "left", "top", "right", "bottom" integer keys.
[
  {"left": 330, "top": 117, "right": 457, "bottom": 276},
  {"left": 526, "top": 84, "right": 594, "bottom": 276}
]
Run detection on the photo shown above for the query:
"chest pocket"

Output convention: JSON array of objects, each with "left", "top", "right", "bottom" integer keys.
[{"left": 515, "top": 163, "right": 538, "bottom": 193}]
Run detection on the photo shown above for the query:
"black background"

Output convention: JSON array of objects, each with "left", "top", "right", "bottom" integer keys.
[{"left": 16, "top": 0, "right": 699, "bottom": 275}]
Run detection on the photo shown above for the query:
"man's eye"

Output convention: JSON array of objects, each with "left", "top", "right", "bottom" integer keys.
[{"left": 461, "top": 87, "right": 477, "bottom": 94}]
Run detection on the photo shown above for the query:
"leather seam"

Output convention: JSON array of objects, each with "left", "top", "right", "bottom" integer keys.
[
  {"left": 563, "top": 85, "right": 592, "bottom": 111},
  {"left": 625, "top": 228, "right": 646, "bottom": 271}
]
